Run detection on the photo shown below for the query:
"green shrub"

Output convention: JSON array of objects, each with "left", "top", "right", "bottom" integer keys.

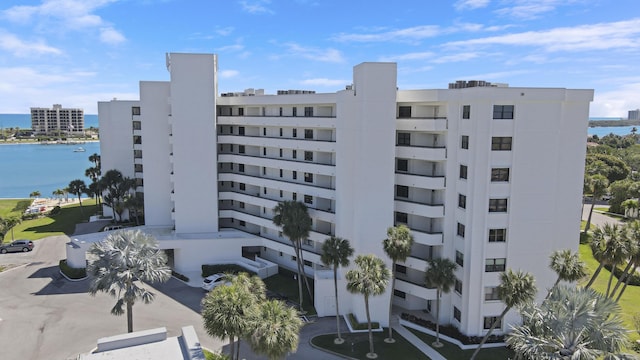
[
  {"left": 203, "top": 349, "right": 229, "bottom": 360},
  {"left": 21, "top": 213, "right": 40, "bottom": 220},
  {"left": 579, "top": 231, "right": 591, "bottom": 244},
  {"left": 172, "top": 270, "right": 189, "bottom": 282},
  {"left": 59, "top": 259, "right": 87, "bottom": 279},
  {"left": 201, "top": 264, "right": 256, "bottom": 278},
  {"left": 348, "top": 313, "right": 379, "bottom": 331},
  {"left": 49, "top": 206, "right": 61, "bottom": 215}
]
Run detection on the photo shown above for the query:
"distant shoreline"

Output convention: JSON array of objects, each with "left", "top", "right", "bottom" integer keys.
[{"left": 0, "top": 139, "right": 99, "bottom": 146}]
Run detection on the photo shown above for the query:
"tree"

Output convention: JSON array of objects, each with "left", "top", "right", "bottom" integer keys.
[
  {"left": 622, "top": 198, "right": 640, "bottom": 219},
  {"left": 345, "top": 254, "right": 390, "bottom": 359},
  {"left": 320, "top": 236, "right": 354, "bottom": 344},
  {"left": 608, "top": 179, "right": 640, "bottom": 214},
  {"left": 1, "top": 217, "right": 21, "bottom": 241},
  {"left": 382, "top": 225, "right": 414, "bottom": 343},
  {"left": 272, "top": 201, "right": 313, "bottom": 309},
  {"left": 546, "top": 249, "right": 587, "bottom": 298},
  {"left": 507, "top": 286, "right": 628, "bottom": 359},
  {"left": 583, "top": 174, "right": 609, "bottom": 234},
  {"left": 124, "top": 192, "right": 145, "bottom": 225},
  {"left": 68, "top": 179, "right": 87, "bottom": 215},
  {"left": 100, "top": 169, "right": 135, "bottom": 222},
  {"left": 29, "top": 190, "right": 41, "bottom": 198},
  {"left": 424, "top": 257, "right": 457, "bottom": 348},
  {"left": 470, "top": 269, "right": 536, "bottom": 360},
  {"left": 52, "top": 188, "right": 64, "bottom": 201},
  {"left": 611, "top": 221, "right": 640, "bottom": 301},
  {"left": 584, "top": 223, "right": 632, "bottom": 297},
  {"left": 87, "top": 230, "right": 171, "bottom": 333},
  {"left": 248, "top": 299, "right": 303, "bottom": 360},
  {"left": 585, "top": 153, "right": 631, "bottom": 182}
]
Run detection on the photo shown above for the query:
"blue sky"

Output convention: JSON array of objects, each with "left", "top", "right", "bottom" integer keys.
[{"left": 0, "top": 0, "right": 639, "bottom": 116}]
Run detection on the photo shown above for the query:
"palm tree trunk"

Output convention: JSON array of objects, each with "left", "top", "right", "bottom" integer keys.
[
  {"left": 228, "top": 337, "right": 234, "bottom": 360},
  {"left": 616, "top": 264, "right": 638, "bottom": 302},
  {"left": 235, "top": 338, "right": 241, "bottom": 360},
  {"left": 583, "top": 199, "right": 597, "bottom": 234},
  {"left": 333, "top": 265, "right": 342, "bottom": 341},
  {"left": 605, "top": 266, "right": 617, "bottom": 298},
  {"left": 434, "top": 290, "right": 441, "bottom": 345},
  {"left": 387, "top": 261, "right": 396, "bottom": 342},
  {"left": 585, "top": 262, "right": 605, "bottom": 289},
  {"left": 292, "top": 241, "right": 304, "bottom": 309},
  {"left": 365, "top": 295, "right": 375, "bottom": 357},
  {"left": 298, "top": 240, "right": 313, "bottom": 301},
  {"left": 545, "top": 277, "right": 561, "bottom": 300},
  {"left": 78, "top": 195, "right": 84, "bottom": 215},
  {"left": 610, "top": 260, "right": 633, "bottom": 299},
  {"left": 470, "top": 307, "right": 510, "bottom": 360},
  {"left": 127, "top": 301, "right": 133, "bottom": 333}
]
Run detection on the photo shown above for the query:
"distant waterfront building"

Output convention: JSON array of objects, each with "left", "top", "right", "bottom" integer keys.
[
  {"left": 91, "top": 53, "right": 593, "bottom": 337},
  {"left": 30, "top": 104, "right": 84, "bottom": 135},
  {"left": 629, "top": 109, "right": 640, "bottom": 121}
]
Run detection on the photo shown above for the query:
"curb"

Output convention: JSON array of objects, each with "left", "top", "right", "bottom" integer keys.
[
  {"left": 0, "top": 262, "right": 29, "bottom": 276},
  {"left": 308, "top": 332, "right": 360, "bottom": 360},
  {"left": 59, "top": 269, "right": 88, "bottom": 282}
]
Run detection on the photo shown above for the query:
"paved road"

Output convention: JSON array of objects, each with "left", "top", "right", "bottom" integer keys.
[
  {"left": 581, "top": 202, "right": 622, "bottom": 229},
  {"left": 0, "top": 235, "right": 344, "bottom": 360}
]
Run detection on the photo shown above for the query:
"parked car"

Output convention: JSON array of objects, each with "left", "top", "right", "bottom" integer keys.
[
  {"left": 0, "top": 240, "right": 34, "bottom": 253},
  {"left": 201, "top": 273, "right": 233, "bottom": 291}
]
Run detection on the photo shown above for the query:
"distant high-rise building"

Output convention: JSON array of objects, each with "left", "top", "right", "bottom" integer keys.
[
  {"left": 629, "top": 109, "right": 640, "bottom": 121},
  {"left": 31, "top": 104, "right": 84, "bottom": 135}
]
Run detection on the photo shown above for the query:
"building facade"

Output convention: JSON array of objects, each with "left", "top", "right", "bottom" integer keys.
[
  {"left": 97, "top": 53, "right": 593, "bottom": 336},
  {"left": 31, "top": 104, "right": 85, "bottom": 135}
]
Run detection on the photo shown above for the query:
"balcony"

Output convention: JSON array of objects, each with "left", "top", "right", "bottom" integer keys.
[
  {"left": 395, "top": 172, "right": 445, "bottom": 190},
  {"left": 217, "top": 153, "right": 335, "bottom": 174},
  {"left": 394, "top": 278, "right": 437, "bottom": 300},
  {"left": 218, "top": 171, "right": 336, "bottom": 200},
  {"left": 396, "top": 118, "right": 447, "bottom": 132},
  {"left": 394, "top": 199, "right": 444, "bottom": 218},
  {"left": 396, "top": 146, "right": 446, "bottom": 161}
]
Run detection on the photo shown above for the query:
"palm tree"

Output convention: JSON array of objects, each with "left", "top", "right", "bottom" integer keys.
[
  {"left": 470, "top": 269, "right": 536, "bottom": 360},
  {"left": 611, "top": 221, "right": 640, "bottom": 300},
  {"left": 87, "top": 230, "right": 171, "bottom": 333},
  {"left": 583, "top": 174, "right": 609, "bottom": 234},
  {"left": 382, "top": 225, "right": 414, "bottom": 343},
  {"left": 89, "top": 153, "right": 101, "bottom": 168},
  {"left": 248, "top": 299, "right": 304, "bottom": 360},
  {"left": 424, "top": 257, "right": 457, "bottom": 348},
  {"left": 320, "top": 236, "right": 354, "bottom": 344},
  {"left": 68, "top": 179, "right": 87, "bottom": 215},
  {"left": 272, "top": 201, "right": 313, "bottom": 309},
  {"left": 1, "top": 217, "right": 21, "bottom": 241},
  {"left": 507, "top": 286, "right": 628, "bottom": 359},
  {"left": 584, "top": 223, "right": 632, "bottom": 297},
  {"left": 100, "top": 170, "right": 135, "bottom": 222},
  {"left": 29, "top": 190, "right": 41, "bottom": 198},
  {"left": 124, "top": 192, "right": 144, "bottom": 225},
  {"left": 202, "top": 273, "right": 266, "bottom": 360},
  {"left": 346, "top": 254, "right": 390, "bottom": 359},
  {"left": 546, "top": 249, "right": 587, "bottom": 298},
  {"left": 622, "top": 198, "right": 639, "bottom": 219}
]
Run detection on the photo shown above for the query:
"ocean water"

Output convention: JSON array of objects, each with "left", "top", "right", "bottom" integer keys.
[
  {"left": 587, "top": 126, "right": 637, "bottom": 137},
  {"left": 0, "top": 114, "right": 99, "bottom": 129},
  {"left": 0, "top": 142, "right": 100, "bottom": 199}
]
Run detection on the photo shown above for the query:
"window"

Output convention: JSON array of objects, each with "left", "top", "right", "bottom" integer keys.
[
  {"left": 459, "top": 164, "right": 468, "bottom": 179},
  {"left": 239, "top": 183, "right": 246, "bottom": 191},
  {"left": 484, "top": 316, "right": 502, "bottom": 330},
  {"left": 455, "top": 251, "right": 464, "bottom": 267},
  {"left": 397, "top": 132, "right": 411, "bottom": 146},
  {"left": 279, "top": 148, "right": 283, "bottom": 157},
  {"left": 238, "top": 164, "right": 245, "bottom": 173},
  {"left": 292, "top": 107, "right": 297, "bottom": 116},
  {"left": 239, "top": 145, "right": 245, "bottom": 154},
  {"left": 491, "top": 168, "right": 510, "bottom": 182},
  {"left": 132, "top": 121, "right": 141, "bottom": 130},
  {"left": 134, "top": 150, "right": 142, "bottom": 158},
  {"left": 398, "top": 106, "right": 412, "bottom": 118},
  {"left": 304, "top": 107, "right": 313, "bottom": 117},
  {"left": 489, "top": 199, "right": 508, "bottom": 212},
  {"left": 134, "top": 164, "right": 143, "bottom": 173},
  {"left": 304, "top": 151, "right": 313, "bottom": 161},
  {"left": 493, "top": 105, "right": 514, "bottom": 119},
  {"left": 304, "top": 195, "right": 313, "bottom": 204},
  {"left": 454, "top": 307, "right": 461, "bottom": 322},
  {"left": 485, "top": 287, "right": 500, "bottom": 301},
  {"left": 458, "top": 194, "right": 466, "bottom": 209},
  {"left": 457, "top": 223, "right": 465, "bottom": 237},
  {"left": 135, "top": 178, "right": 143, "bottom": 187},
  {"left": 293, "top": 150, "right": 297, "bottom": 159},
  {"left": 491, "top": 137, "right": 512, "bottom": 151},
  {"left": 262, "top": 167, "right": 266, "bottom": 175},
  {"left": 293, "top": 128, "right": 297, "bottom": 137},
  {"left": 280, "top": 169, "right": 283, "bottom": 178},
  {"left": 239, "top": 220, "right": 246, "bottom": 226},
  {"left": 279, "top": 107, "right": 283, "bottom": 116},
  {"left": 485, "top": 258, "right": 506, "bottom": 272},
  {"left": 280, "top": 128, "right": 283, "bottom": 136},
  {"left": 263, "top": 148, "right": 266, "bottom": 156},
  {"left": 304, "top": 172, "right": 313, "bottom": 183},
  {"left": 396, "top": 185, "right": 409, "bottom": 198},
  {"left": 462, "top": 105, "right": 470, "bottom": 119},
  {"left": 455, "top": 279, "right": 462, "bottom": 295},
  {"left": 133, "top": 135, "right": 142, "bottom": 144},
  {"left": 239, "top": 126, "right": 245, "bottom": 136},
  {"left": 305, "top": 129, "right": 313, "bottom": 139},
  {"left": 461, "top": 135, "right": 469, "bottom": 149},
  {"left": 263, "top": 187, "right": 267, "bottom": 194},
  {"left": 304, "top": 260, "right": 313, "bottom": 267},
  {"left": 395, "top": 264, "right": 407, "bottom": 274},
  {"left": 280, "top": 190, "right": 283, "bottom": 198},
  {"left": 132, "top": 106, "right": 141, "bottom": 115},
  {"left": 239, "top": 202, "right": 245, "bottom": 209},
  {"left": 395, "top": 212, "right": 408, "bottom": 224},
  {"left": 292, "top": 193, "right": 297, "bottom": 201},
  {"left": 238, "top": 108, "right": 244, "bottom": 116},
  {"left": 488, "top": 229, "right": 507, "bottom": 242},
  {"left": 293, "top": 171, "right": 297, "bottom": 180},
  {"left": 394, "top": 290, "right": 406, "bottom": 299},
  {"left": 397, "top": 159, "right": 408, "bottom": 172},
  {"left": 263, "top": 127, "right": 266, "bottom": 136}
]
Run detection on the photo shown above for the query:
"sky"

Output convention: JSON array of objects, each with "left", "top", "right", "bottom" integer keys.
[{"left": 0, "top": 0, "right": 639, "bottom": 117}]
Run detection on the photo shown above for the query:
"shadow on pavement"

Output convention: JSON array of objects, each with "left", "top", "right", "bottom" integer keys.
[
  {"left": 28, "top": 265, "right": 89, "bottom": 295},
  {"left": 148, "top": 277, "right": 206, "bottom": 314}
]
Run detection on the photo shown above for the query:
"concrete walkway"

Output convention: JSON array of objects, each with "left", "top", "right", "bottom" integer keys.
[{"left": 393, "top": 324, "right": 446, "bottom": 360}]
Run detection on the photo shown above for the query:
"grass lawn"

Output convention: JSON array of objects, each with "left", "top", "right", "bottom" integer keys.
[
  {"left": 263, "top": 269, "right": 316, "bottom": 315},
  {"left": 312, "top": 329, "right": 428, "bottom": 360},
  {"left": 579, "top": 243, "right": 640, "bottom": 344},
  {"left": 1, "top": 199, "right": 98, "bottom": 242},
  {"left": 406, "top": 328, "right": 514, "bottom": 360},
  {"left": 0, "top": 198, "right": 31, "bottom": 218}
]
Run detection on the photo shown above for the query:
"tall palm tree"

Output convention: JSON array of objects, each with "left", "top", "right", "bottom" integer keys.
[
  {"left": 248, "top": 299, "right": 304, "bottom": 360},
  {"left": 584, "top": 223, "right": 631, "bottom": 296},
  {"left": 621, "top": 198, "right": 640, "bottom": 219},
  {"left": 546, "top": 249, "right": 587, "bottom": 299},
  {"left": 68, "top": 179, "right": 87, "bottom": 215},
  {"left": 470, "top": 269, "right": 536, "bottom": 360},
  {"left": 382, "top": 225, "right": 414, "bottom": 343},
  {"left": 611, "top": 221, "right": 640, "bottom": 300},
  {"left": 583, "top": 174, "right": 609, "bottom": 234},
  {"left": 272, "top": 201, "right": 313, "bottom": 309},
  {"left": 1, "top": 217, "right": 21, "bottom": 241},
  {"left": 100, "top": 170, "right": 135, "bottom": 222},
  {"left": 29, "top": 191, "right": 41, "bottom": 198},
  {"left": 424, "top": 257, "right": 457, "bottom": 348},
  {"left": 320, "top": 236, "right": 354, "bottom": 344},
  {"left": 87, "top": 230, "right": 171, "bottom": 333},
  {"left": 346, "top": 254, "right": 390, "bottom": 359},
  {"left": 507, "top": 286, "right": 628, "bottom": 359}
]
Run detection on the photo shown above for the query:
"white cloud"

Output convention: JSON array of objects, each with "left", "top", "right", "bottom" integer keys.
[
  {"left": 451, "top": 70, "right": 531, "bottom": 82},
  {"left": 239, "top": 0, "right": 274, "bottom": 14},
  {"left": 217, "top": 44, "right": 245, "bottom": 52},
  {"left": 0, "top": 31, "right": 62, "bottom": 57},
  {"left": 277, "top": 43, "right": 345, "bottom": 63},
  {"left": 100, "top": 27, "right": 125, "bottom": 45},
  {"left": 300, "top": 78, "right": 349, "bottom": 87},
  {"left": 332, "top": 25, "right": 441, "bottom": 43},
  {"left": 591, "top": 80, "right": 640, "bottom": 117},
  {"left": 379, "top": 52, "right": 435, "bottom": 62},
  {"left": 432, "top": 52, "right": 481, "bottom": 63},
  {"left": 495, "top": 0, "right": 582, "bottom": 20},
  {"left": 219, "top": 70, "right": 239, "bottom": 79},
  {"left": 454, "top": 0, "right": 491, "bottom": 11},
  {"left": 444, "top": 18, "right": 640, "bottom": 52},
  {"left": 216, "top": 27, "right": 235, "bottom": 36}
]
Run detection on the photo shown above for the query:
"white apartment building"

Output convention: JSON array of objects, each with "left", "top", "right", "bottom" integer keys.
[
  {"left": 31, "top": 104, "right": 85, "bottom": 135},
  {"left": 96, "top": 53, "right": 593, "bottom": 336}
]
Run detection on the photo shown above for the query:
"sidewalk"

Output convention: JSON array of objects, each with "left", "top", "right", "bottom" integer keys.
[{"left": 393, "top": 324, "right": 446, "bottom": 360}]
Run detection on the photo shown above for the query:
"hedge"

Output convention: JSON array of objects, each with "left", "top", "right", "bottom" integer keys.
[
  {"left": 201, "top": 264, "right": 256, "bottom": 278},
  {"left": 348, "top": 313, "right": 380, "bottom": 331},
  {"left": 59, "top": 259, "right": 87, "bottom": 279},
  {"left": 172, "top": 270, "right": 190, "bottom": 282}
]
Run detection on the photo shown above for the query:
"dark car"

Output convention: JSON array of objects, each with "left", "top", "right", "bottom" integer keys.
[{"left": 0, "top": 240, "right": 34, "bottom": 253}]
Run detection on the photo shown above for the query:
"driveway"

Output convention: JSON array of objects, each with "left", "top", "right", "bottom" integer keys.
[{"left": 0, "top": 235, "right": 343, "bottom": 360}]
